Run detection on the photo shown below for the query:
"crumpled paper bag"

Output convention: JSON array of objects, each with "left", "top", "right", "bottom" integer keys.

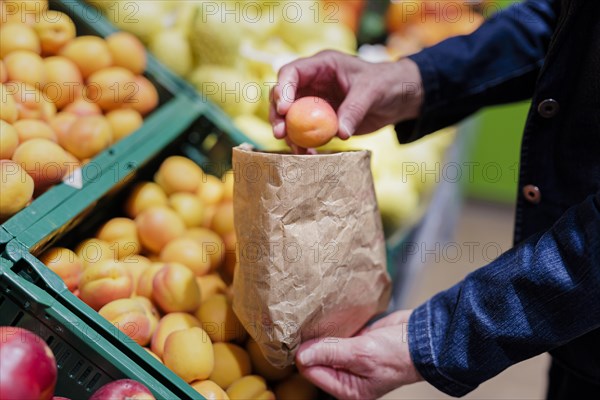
[{"left": 232, "top": 145, "right": 391, "bottom": 368}]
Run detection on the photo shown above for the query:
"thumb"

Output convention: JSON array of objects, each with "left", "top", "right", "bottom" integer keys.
[
  {"left": 336, "top": 88, "right": 373, "bottom": 139},
  {"left": 296, "top": 338, "right": 355, "bottom": 368}
]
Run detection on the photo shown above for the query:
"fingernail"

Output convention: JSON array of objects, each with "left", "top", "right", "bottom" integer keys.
[
  {"left": 276, "top": 100, "right": 285, "bottom": 115},
  {"left": 340, "top": 119, "right": 353, "bottom": 139},
  {"left": 298, "top": 349, "right": 314, "bottom": 366}
]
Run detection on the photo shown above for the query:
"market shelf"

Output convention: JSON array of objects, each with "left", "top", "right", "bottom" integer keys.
[{"left": 0, "top": 255, "right": 202, "bottom": 399}]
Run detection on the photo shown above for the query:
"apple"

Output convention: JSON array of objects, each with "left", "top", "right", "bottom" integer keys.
[
  {"left": 0, "top": 327, "right": 57, "bottom": 400},
  {"left": 89, "top": 379, "right": 155, "bottom": 400}
]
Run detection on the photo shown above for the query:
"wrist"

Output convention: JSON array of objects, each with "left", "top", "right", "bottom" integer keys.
[{"left": 396, "top": 57, "right": 424, "bottom": 121}]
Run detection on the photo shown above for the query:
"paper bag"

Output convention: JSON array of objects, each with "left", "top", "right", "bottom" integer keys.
[{"left": 232, "top": 145, "right": 391, "bottom": 368}]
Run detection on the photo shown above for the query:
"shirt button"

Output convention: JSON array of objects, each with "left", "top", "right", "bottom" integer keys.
[
  {"left": 523, "top": 185, "right": 542, "bottom": 204},
  {"left": 538, "top": 99, "right": 560, "bottom": 118}
]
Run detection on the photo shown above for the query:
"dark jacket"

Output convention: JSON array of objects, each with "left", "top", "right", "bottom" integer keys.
[{"left": 397, "top": 0, "right": 600, "bottom": 396}]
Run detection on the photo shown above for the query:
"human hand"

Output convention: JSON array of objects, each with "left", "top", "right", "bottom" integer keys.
[
  {"left": 296, "top": 310, "right": 423, "bottom": 400},
  {"left": 270, "top": 51, "right": 423, "bottom": 149}
]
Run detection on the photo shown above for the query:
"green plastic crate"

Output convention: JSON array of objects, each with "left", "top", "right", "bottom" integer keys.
[
  {"left": 0, "top": 255, "right": 200, "bottom": 399},
  {"left": 0, "top": 0, "right": 197, "bottom": 250}
]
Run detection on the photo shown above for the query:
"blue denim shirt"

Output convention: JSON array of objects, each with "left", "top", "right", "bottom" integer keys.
[{"left": 396, "top": 0, "right": 600, "bottom": 395}]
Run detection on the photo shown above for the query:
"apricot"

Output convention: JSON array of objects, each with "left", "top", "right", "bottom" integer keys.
[
  {"left": 0, "top": 23, "right": 41, "bottom": 57},
  {"left": 183, "top": 228, "right": 225, "bottom": 271},
  {"left": 163, "top": 327, "right": 215, "bottom": 383},
  {"left": 150, "top": 312, "right": 201, "bottom": 358},
  {"left": 144, "top": 348, "right": 162, "bottom": 363},
  {"left": 135, "top": 206, "right": 186, "bottom": 253},
  {"left": 222, "top": 170, "right": 234, "bottom": 201},
  {"left": 154, "top": 156, "right": 204, "bottom": 195},
  {"left": 0, "top": 84, "right": 18, "bottom": 123},
  {"left": 135, "top": 296, "right": 160, "bottom": 331},
  {"left": 59, "top": 36, "right": 112, "bottom": 78},
  {"left": 0, "top": 160, "right": 34, "bottom": 219},
  {"left": 220, "top": 232, "right": 238, "bottom": 285},
  {"left": 7, "top": 82, "right": 56, "bottom": 121},
  {"left": 209, "top": 343, "right": 252, "bottom": 389},
  {"left": 75, "top": 238, "right": 115, "bottom": 269},
  {"left": 49, "top": 112, "right": 77, "bottom": 147},
  {"left": 43, "top": 56, "right": 83, "bottom": 109},
  {"left": 195, "top": 294, "right": 246, "bottom": 343},
  {"left": 196, "top": 274, "right": 228, "bottom": 303},
  {"left": 11, "top": 138, "right": 70, "bottom": 189},
  {"left": 105, "top": 108, "right": 143, "bottom": 141},
  {"left": 0, "top": 120, "right": 19, "bottom": 159},
  {"left": 85, "top": 66, "right": 136, "bottom": 112},
  {"left": 159, "top": 237, "right": 210, "bottom": 277},
  {"left": 62, "top": 115, "right": 113, "bottom": 160},
  {"left": 79, "top": 259, "right": 133, "bottom": 311},
  {"left": 106, "top": 32, "right": 147, "bottom": 75},
  {"left": 135, "top": 262, "right": 165, "bottom": 299},
  {"left": 197, "top": 174, "right": 225, "bottom": 205},
  {"left": 12, "top": 119, "right": 57, "bottom": 142},
  {"left": 226, "top": 375, "right": 273, "bottom": 400},
  {"left": 275, "top": 374, "right": 318, "bottom": 400},
  {"left": 3, "top": 50, "right": 45, "bottom": 86},
  {"left": 39, "top": 247, "right": 82, "bottom": 292},
  {"left": 191, "top": 380, "right": 229, "bottom": 400},
  {"left": 96, "top": 217, "right": 140, "bottom": 259},
  {"left": 98, "top": 297, "right": 154, "bottom": 346},
  {"left": 62, "top": 98, "right": 102, "bottom": 116},
  {"left": 246, "top": 338, "right": 294, "bottom": 381},
  {"left": 169, "top": 192, "right": 204, "bottom": 228},
  {"left": 120, "top": 254, "right": 151, "bottom": 294},
  {"left": 33, "top": 10, "right": 76, "bottom": 55},
  {"left": 152, "top": 263, "right": 201, "bottom": 313},
  {"left": 0, "top": 60, "right": 6, "bottom": 83},
  {"left": 124, "top": 182, "right": 168, "bottom": 218},
  {"left": 285, "top": 96, "right": 338, "bottom": 148},
  {"left": 127, "top": 75, "right": 158, "bottom": 115},
  {"left": 211, "top": 201, "right": 234, "bottom": 236}
]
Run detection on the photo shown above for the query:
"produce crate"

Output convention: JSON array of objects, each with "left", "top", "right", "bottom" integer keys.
[
  {"left": 0, "top": 255, "right": 202, "bottom": 399},
  {"left": 0, "top": 0, "right": 206, "bottom": 250}
]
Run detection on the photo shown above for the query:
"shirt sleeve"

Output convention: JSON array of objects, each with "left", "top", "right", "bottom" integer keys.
[
  {"left": 396, "top": 0, "right": 560, "bottom": 143},
  {"left": 407, "top": 191, "right": 600, "bottom": 396}
]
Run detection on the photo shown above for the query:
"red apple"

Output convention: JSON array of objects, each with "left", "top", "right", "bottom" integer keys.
[
  {"left": 89, "top": 379, "right": 155, "bottom": 400},
  {"left": 0, "top": 327, "right": 57, "bottom": 400}
]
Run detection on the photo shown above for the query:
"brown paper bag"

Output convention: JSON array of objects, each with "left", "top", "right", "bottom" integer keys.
[{"left": 231, "top": 145, "right": 391, "bottom": 368}]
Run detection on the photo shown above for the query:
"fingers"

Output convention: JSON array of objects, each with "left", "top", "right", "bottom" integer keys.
[
  {"left": 336, "top": 86, "right": 374, "bottom": 140},
  {"left": 269, "top": 99, "right": 286, "bottom": 139},
  {"left": 296, "top": 338, "right": 355, "bottom": 369}
]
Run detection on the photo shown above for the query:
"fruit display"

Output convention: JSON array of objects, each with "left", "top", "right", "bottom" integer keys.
[
  {"left": 0, "top": 1, "right": 160, "bottom": 222},
  {"left": 39, "top": 155, "right": 319, "bottom": 399},
  {"left": 0, "top": 326, "right": 154, "bottom": 400}
]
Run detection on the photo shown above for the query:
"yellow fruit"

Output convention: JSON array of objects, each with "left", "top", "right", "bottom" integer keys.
[
  {"left": 43, "top": 56, "right": 84, "bottom": 109},
  {"left": 226, "top": 375, "right": 273, "bottom": 400},
  {"left": 34, "top": 10, "right": 76, "bottom": 55},
  {"left": 0, "top": 84, "right": 18, "bottom": 123},
  {"left": 246, "top": 338, "right": 294, "bottom": 381},
  {"left": 163, "top": 327, "right": 215, "bottom": 383},
  {"left": 160, "top": 237, "right": 211, "bottom": 277},
  {"left": 0, "top": 160, "right": 34, "bottom": 220},
  {"left": 105, "top": 108, "right": 143, "bottom": 141},
  {"left": 11, "top": 138, "right": 70, "bottom": 190},
  {"left": 59, "top": 36, "right": 112, "bottom": 78},
  {"left": 135, "top": 206, "right": 186, "bottom": 253},
  {"left": 222, "top": 171, "right": 234, "bottom": 201},
  {"left": 0, "top": 120, "right": 19, "bottom": 159},
  {"left": 39, "top": 247, "right": 82, "bottom": 292},
  {"left": 96, "top": 217, "right": 140, "bottom": 260},
  {"left": 197, "top": 174, "right": 224, "bottom": 205},
  {"left": 0, "top": 23, "right": 41, "bottom": 57},
  {"left": 85, "top": 66, "right": 136, "bottom": 112},
  {"left": 144, "top": 348, "right": 162, "bottom": 363},
  {"left": 127, "top": 75, "right": 158, "bottom": 116},
  {"left": 191, "top": 380, "right": 229, "bottom": 400},
  {"left": 75, "top": 238, "right": 115, "bottom": 269},
  {"left": 78, "top": 259, "right": 133, "bottom": 311},
  {"left": 209, "top": 343, "right": 252, "bottom": 389},
  {"left": 124, "top": 181, "right": 168, "bottom": 218},
  {"left": 195, "top": 294, "right": 246, "bottom": 343},
  {"left": 169, "top": 192, "right": 205, "bottom": 228},
  {"left": 196, "top": 274, "right": 228, "bottom": 303},
  {"left": 154, "top": 156, "right": 204, "bottom": 195},
  {"left": 210, "top": 202, "right": 234, "bottom": 236},
  {"left": 98, "top": 297, "right": 155, "bottom": 346},
  {"left": 135, "top": 262, "right": 165, "bottom": 299},
  {"left": 151, "top": 312, "right": 201, "bottom": 358},
  {"left": 149, "top": 29, "right": 193, "bottom": 76},
  {"left": 275, "top": 374, "right": 318, "bottom": 400},
  {"left": 183, "top": 228, "right": 225, "bottom": 271},
  {"left": 62, "top": 98, "right": 102, "bottom": 117},
  {"left": 3, "top": 50, "right": 45, "bottom": 86},
  {"left": 106, "top": 32, "right": 147, "bottom": 74},
  {"left": 120, "top": 254, "right": 150, "bottom": 294},
  {"left": 286, "top": 97, "right": 338, "bottom": 148},
  {"left": 152, "top": 263, "right": 201, "bottom": 313},
  {"left": 12, "top": 119, "right": 57, "bottom": 142},
  {"left": 0, "top": 60, "right": 6, "bottom": 83},
  {"left": 8, "top": 82, "right": 56, "bottom": 121},
  {"left": 49, "top": 112, "right": 77, "bottom": 147},
  {"left": 62, "top": 115, "right": 113, "bottom": 160}
]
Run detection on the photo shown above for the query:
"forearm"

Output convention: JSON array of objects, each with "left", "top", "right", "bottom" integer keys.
[
  {"left": 397, "top": 0, "right": 560, "bottom": 143},
  {"left": 408, "top": 191, "right": 600, "bottom": 396}
]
